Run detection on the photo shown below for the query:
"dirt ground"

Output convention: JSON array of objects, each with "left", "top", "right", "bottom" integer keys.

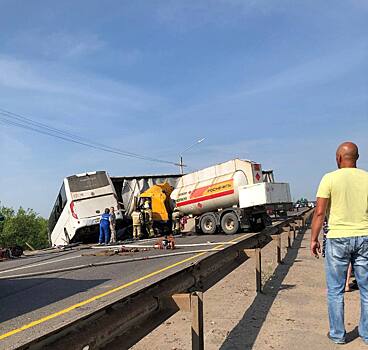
[{"left": 132, "top": 228, "right": 365, "bottom": 350}]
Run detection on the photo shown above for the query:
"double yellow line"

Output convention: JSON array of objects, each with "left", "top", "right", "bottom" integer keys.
[{"left": 0, "top": 234, "right": 247, "bottom": 341}]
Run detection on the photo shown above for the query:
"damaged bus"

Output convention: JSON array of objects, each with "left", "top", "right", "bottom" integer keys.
[{"left": 48, "top": 171, "right": 123, "bottom": 246}]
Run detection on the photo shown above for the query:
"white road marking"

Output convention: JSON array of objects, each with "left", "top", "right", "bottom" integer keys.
[{"left": 0, "top": 255, "right": 81, "bottom": 274}]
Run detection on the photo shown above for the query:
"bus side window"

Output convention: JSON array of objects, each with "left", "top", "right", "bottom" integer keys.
[
  {"left": 60, "top": 183, "right": 67, "bottom": 211},
  {"left": 58, "top": 195, "right": 62, "bottom": 211}
]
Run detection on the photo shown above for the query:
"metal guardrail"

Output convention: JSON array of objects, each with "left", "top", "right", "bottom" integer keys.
[{"left": 22, "top": 208, "right": 314, "bottom": 350}]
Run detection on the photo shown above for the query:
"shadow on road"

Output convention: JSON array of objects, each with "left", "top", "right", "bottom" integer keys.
[
  {"left": 0, "top": 277, "right": 108, "bottom": 323},
  {"left": 220, "top": 227, "right": 307, "bottom": 350}
]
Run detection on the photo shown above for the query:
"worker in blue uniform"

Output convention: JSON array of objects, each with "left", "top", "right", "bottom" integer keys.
[{"left": 99, "top": 208, "right": 111, "bottom": 244}]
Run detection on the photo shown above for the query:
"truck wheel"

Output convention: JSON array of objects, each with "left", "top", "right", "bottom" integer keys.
[
  {"left": 221, "top": 212, "right": 239, "bottom": 234},
  {"left": 200, "top": 214, "right": 217, "bottom": 235}
]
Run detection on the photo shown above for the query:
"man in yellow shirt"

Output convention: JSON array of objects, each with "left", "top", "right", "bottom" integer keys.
[{"left": 311, "top": 142, "right": 368, "bottom": 345}]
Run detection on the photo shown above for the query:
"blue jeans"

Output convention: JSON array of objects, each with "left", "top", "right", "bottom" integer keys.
[
  {"left": 325, "top": 236, "right": 368, "bottom": 343},
  {"left": 99, "top": 225, "right": 110, "bottom": 244}
]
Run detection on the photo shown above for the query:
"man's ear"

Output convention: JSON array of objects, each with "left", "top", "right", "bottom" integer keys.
[{"left": 336, "top": 154, "right": 341, "bottom": 168}]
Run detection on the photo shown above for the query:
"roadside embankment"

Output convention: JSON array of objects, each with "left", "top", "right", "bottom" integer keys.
[{"left": 133, "top": 228, "right": 363, "bottom": 350}]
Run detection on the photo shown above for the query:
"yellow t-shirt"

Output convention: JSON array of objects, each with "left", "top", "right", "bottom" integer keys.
[{"left": 316, "top": 168, "right": 368, "bottom": 238}]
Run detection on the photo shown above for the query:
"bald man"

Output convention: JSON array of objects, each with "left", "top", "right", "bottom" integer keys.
[{"left": 311, "top": 142, "right": 368, "bottom": 345}]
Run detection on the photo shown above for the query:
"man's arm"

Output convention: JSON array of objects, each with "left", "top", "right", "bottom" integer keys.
[{"left": 310, "top": 197, "right": 329, "bottom": 257}]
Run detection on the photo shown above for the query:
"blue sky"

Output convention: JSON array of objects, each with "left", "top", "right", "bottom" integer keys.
[{"left": 0, "top": 0, "right": 367, "bottom": 217}]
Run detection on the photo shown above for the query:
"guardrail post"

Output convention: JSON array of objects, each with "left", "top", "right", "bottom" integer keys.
[
  {"left": 296, "top": 219, "right": 303, "bottom": 232},
  {"left": 291, "top": 224, "right": 296, "bottom": 240},
  {"left": 191, "top": 291, "right": 204, "bottom": 350},
  {"left": 276, "top": 234, "right": 282, "bottom": 264},
  {"left": 255, "top": 247, "right": 262, "bottom": 293},
  {"left": 288, "top": 229, "right": 292, "bottom": 248},
  {"left": 173, "top": 292, "right": 204, "bottom": 350}
]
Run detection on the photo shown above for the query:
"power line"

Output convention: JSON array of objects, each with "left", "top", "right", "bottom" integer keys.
[
  {"left": 0, "top": 116, "right": 133, "bottom": 157},
  {"left": 0, "top": 109, "right": 177, "bottom": 166},
  {"left": 0, "top": 109, "right": 175, "bottom": 164},
  {"left": 0, "top": 108, "right": 152, "bottom": 160}
]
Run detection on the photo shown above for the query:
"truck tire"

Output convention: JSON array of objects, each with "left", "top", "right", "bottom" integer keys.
[
  {"left": 200, "top": 214, "right": 217, "bottom": 234},
  {"left": 221, "top": 212, "right": 239, "bottom": 234}
]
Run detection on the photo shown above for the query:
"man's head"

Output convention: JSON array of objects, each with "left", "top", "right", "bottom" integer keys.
[
  {"left": 110, "top": 207, "right": 115, "bottom": 213},
  {"left": 336, "top": 142, "right": 359, "bottom": 168},
  {"left": 104, "top": 208, "right": 110, "bottom": 214}
]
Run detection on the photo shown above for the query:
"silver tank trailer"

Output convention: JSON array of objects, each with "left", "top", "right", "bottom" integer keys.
[{"left": 171, "top": 159, "right": 263, "bottom": 216}]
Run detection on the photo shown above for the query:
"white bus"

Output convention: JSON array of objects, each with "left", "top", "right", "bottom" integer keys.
[{"left": 48, "top": 171, "right": 123, "bottom": 246}]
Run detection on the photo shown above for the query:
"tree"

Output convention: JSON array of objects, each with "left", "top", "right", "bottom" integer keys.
[{"left": 0, "top": 206, "right": 49, "bottom": 249}]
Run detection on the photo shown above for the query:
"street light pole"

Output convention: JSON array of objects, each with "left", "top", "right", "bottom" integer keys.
[{"left": 178, "top": 138, "right": 205, "bottom": 174}]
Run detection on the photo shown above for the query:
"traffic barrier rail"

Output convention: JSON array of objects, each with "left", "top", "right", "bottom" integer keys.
[{"left": 19, "top": 208, "right": 314, "bottom": 350}]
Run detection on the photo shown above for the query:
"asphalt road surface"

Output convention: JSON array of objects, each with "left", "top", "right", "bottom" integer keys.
[
  {"left": 0, "top": 232, "right": 252, "bottom": 350},
  {"left": 0, "top": 211, "right": 304, "bottom": 350}
]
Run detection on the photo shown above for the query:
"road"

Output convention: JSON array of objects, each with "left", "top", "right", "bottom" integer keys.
[
  {"left": 0, "top": 210, "right": 305, "bottom": 350},
  {"left": 0, "top": 232, "right": 251, "bottom": 350}
]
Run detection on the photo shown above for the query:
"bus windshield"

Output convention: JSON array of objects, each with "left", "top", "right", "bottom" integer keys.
[{"left": 68, "top": 172, "right": 110, "bottom": 192}]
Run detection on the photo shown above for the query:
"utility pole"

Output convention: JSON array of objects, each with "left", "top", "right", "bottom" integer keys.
[{"left": 179, "top": 156, "right": 184, "bottom": 174}]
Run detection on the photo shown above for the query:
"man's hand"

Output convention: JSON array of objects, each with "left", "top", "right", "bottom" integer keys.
[
  {"left": 310, "top": 240, "right": 321, "bottom": 258},
  {"left": 310, "top": 197, "right": 328, "bottom": 259}
]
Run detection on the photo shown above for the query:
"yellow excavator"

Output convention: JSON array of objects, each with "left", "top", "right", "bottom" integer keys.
[{"left": 138, "top": 182, "right": 175, "bottom": 234}]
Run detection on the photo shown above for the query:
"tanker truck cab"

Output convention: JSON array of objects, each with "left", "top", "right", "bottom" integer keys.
[
  {"left": 171, "top": 159, "right": 291, "bottom": 235},
  {"left": 138, "top": 183, "right": 175, "bottom": 235}
]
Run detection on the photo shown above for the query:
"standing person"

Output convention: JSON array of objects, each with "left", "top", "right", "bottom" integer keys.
[
  {"left": 172, "top": 209, "right": 181, "bottom": 235},
  {"left": 99, "top": 208, "right": 111, "bottom": 245},
  {"left": 310, "top": 142, "right": 368, "bottom": 345},
  {"left": 142, "top": 199, "right": 155, "bottom": 238},
  {"left": 132, "top": 208, "right": 143, "bottom": 240},
  {"left": 109, "top": 207, "right": 117, "bottom": 244}
]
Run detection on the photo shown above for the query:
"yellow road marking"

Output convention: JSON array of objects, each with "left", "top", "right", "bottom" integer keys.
[{"left": 0, "top": 233, "right": 248, "bottom": 341}]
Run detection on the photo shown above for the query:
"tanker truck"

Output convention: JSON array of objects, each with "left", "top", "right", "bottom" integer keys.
[{"left": 170, "top": 159, "right": 292, "bottom": 234}]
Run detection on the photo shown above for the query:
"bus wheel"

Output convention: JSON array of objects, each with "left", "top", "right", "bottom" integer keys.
[
  {"left": 221, "top": 212, "right": 239, "bottom": 234},
  {"left": 200, "top": 214, "right": 217, "bottom": 235}
]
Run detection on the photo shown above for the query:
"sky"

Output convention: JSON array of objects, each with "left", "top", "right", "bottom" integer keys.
[{"left": 0, "top": 0, "right": 367, "bottom": 217}]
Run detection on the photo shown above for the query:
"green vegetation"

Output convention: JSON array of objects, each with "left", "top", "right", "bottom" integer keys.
[{"left": 0, "top": 206, "right": 49, "bottom": 250}]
